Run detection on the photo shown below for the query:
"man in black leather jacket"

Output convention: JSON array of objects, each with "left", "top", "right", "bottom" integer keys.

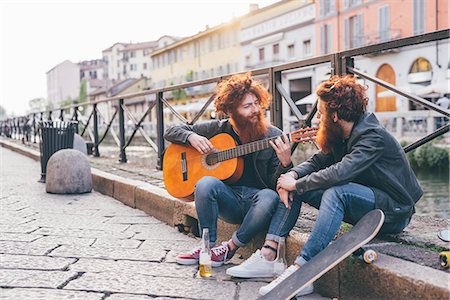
[
  {"left": 227, "top": 75, "right": 423, "bottom": 297},
  {"left": 164, "top": 73, "right": 292, "bottom": 272}
]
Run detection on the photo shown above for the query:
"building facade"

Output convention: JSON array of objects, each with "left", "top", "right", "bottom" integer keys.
[{"left": 46, "top": 60, "right": 80, "bottom": 108}]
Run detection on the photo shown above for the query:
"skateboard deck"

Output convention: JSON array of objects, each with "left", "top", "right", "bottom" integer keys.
[{"left": 259, "top": 209, "right": 385, "bottom": 300}]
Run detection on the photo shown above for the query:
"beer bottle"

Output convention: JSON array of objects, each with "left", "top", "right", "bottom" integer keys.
[{"left": 199, "top": 228, "right": 212, "bottom": 277}]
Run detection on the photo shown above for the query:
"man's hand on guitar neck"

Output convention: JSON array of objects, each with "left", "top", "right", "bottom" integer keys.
[
  {"left": 269, "top": 133, "right": 292, "bottom": 167},
  {"left": 187, "top": 133, "right": 214, "bottom": 154}
]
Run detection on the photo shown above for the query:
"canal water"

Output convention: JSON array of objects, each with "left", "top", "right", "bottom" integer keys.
[{"left": 414, "top": 168, "right": 449, "bottom": 219}]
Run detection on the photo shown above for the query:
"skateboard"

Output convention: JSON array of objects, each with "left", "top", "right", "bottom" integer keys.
[
  {"left": 438, "top": 229, "right": 450, "bottom": 268},
  {"left": 259, "top": 209, "right": 385, "bottom": 300}
]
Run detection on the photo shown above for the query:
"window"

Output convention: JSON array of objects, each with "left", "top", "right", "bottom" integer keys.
[
  {"left": 209, "top": 36, "right": 214, "bottom": 51},
  {"left": 344, "top": 15, "right": 363, "bottom": 49},
  {"left": 130, "top": 51, "right": 135, "bottom": 58},
  {"left": 344, "top": 0, "right": 361, "bottom": 9},
  {"left": 319, "top": 0, "right": 335, "bottom": 17},
  {"left": 273, "top": 44, "right": 279, "bottom": 61},
  {"left": 320, "top": 24, "right": 332, "bottom": 54},
  {"left": 303, "top": 40, "right": 311, "bottom": 57},
  {"left": 287, "top": 44, "right": 295, "bottom": 59},
  {"left": 143, "top": 63, "right": 147, "bottom": 70},
  {"left": 413, "top": 0, "right": 425, "bottom": 35},
  {"left": 379, "top": 6, "right": 390, "bottom": 42},
  {"left": 259, "top": 48, "right": 265, "bottom": 62},
  {"left": 245, "top": 55, "right": 252, "bottom": 67},
  {"left": 409, "top": 57, "right": 432, "bottom": 73}
]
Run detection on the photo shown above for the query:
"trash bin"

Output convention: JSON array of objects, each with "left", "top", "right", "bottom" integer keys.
[{"left": 38, "top": 121, "right": 77, "bottom": 183}]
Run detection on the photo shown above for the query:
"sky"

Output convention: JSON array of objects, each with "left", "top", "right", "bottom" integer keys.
[{"left": 0, "top": 0, "right": 279, "bottom": 116}]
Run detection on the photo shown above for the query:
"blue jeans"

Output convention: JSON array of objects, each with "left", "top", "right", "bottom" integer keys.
[
  {"left": 195, "top": 176, "right": 279, "bottom": 247},
  {"left": 265, "top": 183, "right": 410, "bottom": 266}
]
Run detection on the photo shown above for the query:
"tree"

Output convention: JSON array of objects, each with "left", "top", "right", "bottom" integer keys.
[{"left": 77, "top": 80, "right": 88, "bottom": 115}]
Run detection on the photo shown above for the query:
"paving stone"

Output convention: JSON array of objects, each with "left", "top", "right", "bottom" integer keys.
[
  {"left": 91, "top": 238, "right": 142, "bottom": 249},
  {"left": 105, "top": 216, "right": 160, "bottom": 224},
  {"left": 49, "top": 245, "right": 166, "bottom": 261},
  {"left": 107, "top": 294, "right": 192, "bottom": 300},
  {"left": 0, "top": 208, "right": 37, "bottom": 218},
  {"left": 237, "top": 281, "right": 268, "bottom": 300},
  {"left": 0, "top": 240, "right": 57, "bottom": 256},
  {"left": 65, "top": 272, "right": 236, "bottom": 299},
  {"left": 0, "top": 288, "right": 104, "bottom": 300},
  {"left": 140, "top": 240, "right": 199, "bottom": 263},
  {"left": 93, "top": 209, "right": 150, "bottom": 217},
  {"left": 0, "top": 224, "right": 40, "bottom": 234},
  {"left": 32, "top": 236, "right": 96, "bottom": 247},
  {"left": 0, "top": 269, "right": 78, "bottom": 288},
  {"left": 33, "top": 227, "right": 134, "bottom": 239},
  {"left": 0, "top": 232, "right": 42, "bottom": 242},
  {"left": 0, "top": 215, "right": 34, "bottom": 225},
  {"left": 106, "top": 295, "right": 154, "bottom": 300},
  {"left": 26, "top": 216, "right": 127, "bottom": 231},
  {"left": 0, "top": 254, "right": 76, "bottom": 270},
  {"left": 69, "top": 258, "right": 196, "bottom": 277},
  {"left": 131, "top": 224, "right": 193, "bottom": 241}
]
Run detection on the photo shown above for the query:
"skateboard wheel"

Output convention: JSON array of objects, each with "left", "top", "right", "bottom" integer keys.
[
  {"left": 363, "top": 249, "right": 377, "bottom": 264},
  {"left": 439, "top": 251, "right": 450, "bottom": 268}
]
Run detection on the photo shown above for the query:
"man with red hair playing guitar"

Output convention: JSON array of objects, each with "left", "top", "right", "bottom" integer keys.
[{"left": 164, "top": 72, "right": 293, "bottom": 270}]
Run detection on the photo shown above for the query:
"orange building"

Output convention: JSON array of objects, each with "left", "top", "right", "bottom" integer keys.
[{"left": 315, "top": 0, "right": 448, "bottom": 54}]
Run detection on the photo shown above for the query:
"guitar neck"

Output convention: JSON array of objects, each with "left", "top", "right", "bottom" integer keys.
[
  {"left": 215, "top": 134, "right": 291, "bottom": 162},
  {"left": 205, "top": 127, "right": 317, "bottom": 166}
]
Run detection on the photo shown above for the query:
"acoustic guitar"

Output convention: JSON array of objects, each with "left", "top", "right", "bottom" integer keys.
[{"left": 163, "top": 127, "right": 318, "bottom": 198}]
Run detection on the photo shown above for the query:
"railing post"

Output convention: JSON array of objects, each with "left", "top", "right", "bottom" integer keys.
[
  {"left": 156, "top": 91, "right": 165, "bottom": 170},
  {"left": 13, "top": 118, "right": 17, "bottom": 139},
  {"left": 32, "top": 113, "right": 37, "bottom": 143},
  {"left": 73, "top": 106, "right": 79, "bottom": 134},
  {"left": 59, "top": 109, "right": 64, "bottom": 121},
  {"left": 118, "top": 98, "right": 127, "bottom": 163},
  {"left": 48, "top": 110, "right": 53, "bottom": 121},
  {"left": 93, "top": 104, "right": 100, "bottom": 157},
  {"left": 270, "top": 68, "right": 283, "bottom": 130}
]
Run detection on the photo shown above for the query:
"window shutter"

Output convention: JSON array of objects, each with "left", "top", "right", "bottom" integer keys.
[
  {"left": 358, "top": 14, "right": 364, "bottom": 47},
  {"left": 327, "top": 25, "right": 332, "bottom": 53},
  {"left": 344, "top": 18, "right": 350, "bottom": 49}
]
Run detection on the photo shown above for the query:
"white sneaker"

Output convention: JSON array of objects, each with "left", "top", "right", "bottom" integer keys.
[
  {"left": 259, "top": 265, "right": 314, "bottom": 297},
  {"left": 226, "top": 250, "right": 286, "bottom": 278}
]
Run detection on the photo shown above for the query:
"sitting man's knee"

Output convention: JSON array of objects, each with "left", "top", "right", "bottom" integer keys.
[{"left": 195, "top": 176, "right": 222, "bottom": 195}]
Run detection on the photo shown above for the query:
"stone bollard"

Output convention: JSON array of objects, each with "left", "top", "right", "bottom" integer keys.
[
  {"left": 73, "top": 133, "right": 88, "bottom": 155},
  {"left": 45, "top": 149, "right": 92, "bottom": 194}
]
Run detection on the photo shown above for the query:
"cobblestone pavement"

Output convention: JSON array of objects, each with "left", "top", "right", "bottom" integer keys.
[{"left": 0, "top": 146, "right": 328, "bottom": 299}]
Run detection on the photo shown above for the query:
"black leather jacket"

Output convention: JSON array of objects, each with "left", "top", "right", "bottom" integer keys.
[
  {"left": 164, "top": 119, "right": 293, "bottom": 190},
  {"left": 292, "top": 113, "right": 423, "bottom": 223}
]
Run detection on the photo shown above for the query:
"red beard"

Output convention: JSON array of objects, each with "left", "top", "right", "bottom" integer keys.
[
  {"left": 316, "top": 114, "right": 344, "bottom": 154},
  {"left": 230, "top": 110, "right": 268, "bottom": 144}
]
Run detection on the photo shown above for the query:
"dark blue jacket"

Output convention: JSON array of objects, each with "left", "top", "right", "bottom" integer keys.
[{"left": 292, "top": 113, "right": 423, "bottom": 223}]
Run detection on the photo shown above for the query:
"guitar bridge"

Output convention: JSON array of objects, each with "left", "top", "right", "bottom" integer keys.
[{"left": 181, "top": 152, "right": 188, "bottom": 181}]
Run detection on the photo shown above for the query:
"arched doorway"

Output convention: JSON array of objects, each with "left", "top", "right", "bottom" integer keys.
[{"left": 376, "top": 64, "right": 396, "bottom": 112}]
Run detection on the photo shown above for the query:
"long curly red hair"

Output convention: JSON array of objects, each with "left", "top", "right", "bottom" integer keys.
[
  {"left": 214, "top": 72, "right": 271, "bottom": 115},
  {"left": 316, "top": 75, "right": 368, "bottom": 122}
]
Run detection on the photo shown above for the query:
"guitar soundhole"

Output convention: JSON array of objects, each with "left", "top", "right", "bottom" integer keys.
[{"left": 202, "top": 153, "right": 220, "bottom": 170}]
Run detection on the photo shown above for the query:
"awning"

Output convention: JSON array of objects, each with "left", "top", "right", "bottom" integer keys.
[
  {"left": 415, "top": 80, "right": 450, "bottom": 98},
  {"left": 377, "top": 84, "right": 423, "bottom": 98},
  {"left": 295, "top": 94, "right": 317, "bottom": 105}
]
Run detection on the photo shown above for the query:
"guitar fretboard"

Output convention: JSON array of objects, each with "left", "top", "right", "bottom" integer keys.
[{"left": 205, "top": 135, "right": 290, "bottom": 165}]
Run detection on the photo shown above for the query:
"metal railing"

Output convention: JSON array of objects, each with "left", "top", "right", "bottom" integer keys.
[{"left": 1, "top": 29, "right": 448, "bottom": 169}]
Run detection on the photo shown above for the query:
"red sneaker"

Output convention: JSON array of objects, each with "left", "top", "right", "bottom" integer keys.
[
  {"left": 176, "top": 246, "right": 202, "bottom": 265},
  {"left": 211, "top": 242, "right": 230, "bottom": 267}
]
